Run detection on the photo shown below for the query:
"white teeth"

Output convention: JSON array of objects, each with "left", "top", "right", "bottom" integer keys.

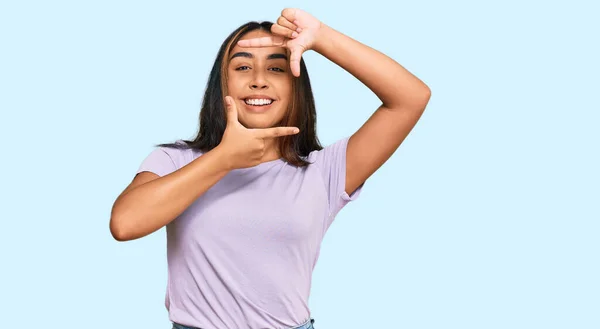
[{"left": 245, "top": 98, "right": 272, "bottom": 106}]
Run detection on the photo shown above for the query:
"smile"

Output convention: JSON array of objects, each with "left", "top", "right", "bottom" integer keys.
[{"left": 244, "top": 98, "right": 273, "bottom": 106}]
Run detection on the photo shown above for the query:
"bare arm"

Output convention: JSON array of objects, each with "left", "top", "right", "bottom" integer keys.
[
  {"left": 237, "top": 9, "right": 431, "bottom": 196},
  {"left": 110, "top": 95, "right": 300, "bottom": 242},
  {"left": 313, "top": 24, "right": 431, "bottom": 195},
  {"left": 109, "top": 146, "right": 230, "bottom": 241}
]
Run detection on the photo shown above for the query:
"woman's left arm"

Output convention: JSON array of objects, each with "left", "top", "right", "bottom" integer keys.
[
  {"left": 313, "top": 23, "right": 431, "bottom": 195},
  {"left": 237, "top": 9, "right": 431, "bottom": 195}
]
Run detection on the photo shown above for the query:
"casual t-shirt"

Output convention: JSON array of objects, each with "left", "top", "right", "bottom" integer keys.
[{"left": 136, "top": 136, "right": 363, "bottom": 329}]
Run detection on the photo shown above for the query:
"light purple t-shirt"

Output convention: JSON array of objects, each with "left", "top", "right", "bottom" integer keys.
[{"left": 136, "top": 136, "right": 363, "bottom": 329}]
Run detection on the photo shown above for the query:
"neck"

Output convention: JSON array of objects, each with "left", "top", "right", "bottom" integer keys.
[{"left": 260, "top": 139, "right": 282, "bottom": 162}]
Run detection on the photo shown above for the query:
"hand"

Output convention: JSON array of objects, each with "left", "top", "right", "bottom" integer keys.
[
  {"left": 237, "top": 8, "right": 323, "bottom": 77},
  {"left": 217, "top": 96, "right": 300, "bottom": 169}
]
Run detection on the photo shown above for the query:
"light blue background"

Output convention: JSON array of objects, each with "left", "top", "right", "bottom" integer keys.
[{"left": 1, "top": 0, "right": 598, "bottom": 328}]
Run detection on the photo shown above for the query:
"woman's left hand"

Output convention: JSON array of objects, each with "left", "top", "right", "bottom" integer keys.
[{"left": 237, "top": 8, "right": 323, "bottom": 77}]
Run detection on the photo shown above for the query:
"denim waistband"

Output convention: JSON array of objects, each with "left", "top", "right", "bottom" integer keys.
[{"left": 172, "top": 318, "right": 315, "bottom": 329}]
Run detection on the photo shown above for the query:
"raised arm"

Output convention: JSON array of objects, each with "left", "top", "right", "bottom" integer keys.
[
  {"left": 238, "top": 8, "right": 431, "bottom": 195},
  {"left": 313, "top": 24, "right": 431, "bottom": 195}
]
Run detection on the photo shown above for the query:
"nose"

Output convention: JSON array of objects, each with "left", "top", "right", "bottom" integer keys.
[{"left": 250, "top": 71, "right": 268, "bottom": 90}]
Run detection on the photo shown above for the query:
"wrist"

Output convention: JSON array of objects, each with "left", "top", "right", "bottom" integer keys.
[
  {"left": 312, "top": 22, "right": 333, "bottom": 54},
  {"left": 211, "top": 144, "right": 235, "bottom": 172}
]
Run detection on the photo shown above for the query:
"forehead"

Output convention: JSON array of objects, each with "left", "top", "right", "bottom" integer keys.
[{"left": 229, "top": 29, "right": 288, "bottom": 58}]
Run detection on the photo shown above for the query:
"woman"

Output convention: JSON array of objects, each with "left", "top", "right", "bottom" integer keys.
[{"left": 110, "top": 8, "right": 430, "bottom": 329}]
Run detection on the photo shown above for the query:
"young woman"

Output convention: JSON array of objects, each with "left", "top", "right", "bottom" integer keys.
[{"left": 110, "top": 8, "right": 430, "bottom": 329}]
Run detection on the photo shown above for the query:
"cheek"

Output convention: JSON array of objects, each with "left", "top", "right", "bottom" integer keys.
[
  {"left": 278, "top": 78, "right": 293, "bottom": 99},
  {"left": 226, "top": 68, "right": 250, "bottom": 89},
  {"left": 278, "top": 82, "right": 292, "bottom": 108},
  {"left": 226, "top": 76, "right": 243, "bottom": 93},
  {"left": 277, "top": 85, "right": 292, "bottom": 106}
]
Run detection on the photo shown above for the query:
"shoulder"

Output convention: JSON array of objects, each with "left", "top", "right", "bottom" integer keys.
[
  {"left": 304, "top": 135, "right": 362, "bottom": 217},
  {"left": 306, "top": 136, "right": 351, "bottom": 167},
  {"left": 157, "top": 140, "right": 203, "bottom": 168},
  {"left": 137, "top": 139, "right": 203, "bottom": 176}
]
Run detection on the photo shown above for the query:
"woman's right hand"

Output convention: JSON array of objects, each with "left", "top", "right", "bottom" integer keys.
[{"left": 218, "top": 96, "right": 299, "bottom": 169}]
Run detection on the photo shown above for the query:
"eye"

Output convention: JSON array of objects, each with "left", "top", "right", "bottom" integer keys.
[
  {"left": 235, "top": 66, "right": 250, "bottom": 71},
  {"left": 269, "top": 67, "right": 285, "bottom": 72}
]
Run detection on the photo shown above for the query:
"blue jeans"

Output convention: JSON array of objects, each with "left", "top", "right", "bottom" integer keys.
[{"left": 172, "top": 318, "right": 315, "bottom": 329}]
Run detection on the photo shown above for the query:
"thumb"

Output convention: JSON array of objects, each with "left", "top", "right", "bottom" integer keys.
[{"left": 224, "top": 96, "right": 238, "bottom": 124}]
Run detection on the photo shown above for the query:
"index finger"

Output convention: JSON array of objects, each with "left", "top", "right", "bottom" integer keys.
[
  {"left": 289, "top": 47, "right": 303, "bottom": 77},
  {"left": 237, "top": 36, "right": 286, "bottom": 48},
  {"left": 252, "top": 126, "right": 300, "bottom": 138}
]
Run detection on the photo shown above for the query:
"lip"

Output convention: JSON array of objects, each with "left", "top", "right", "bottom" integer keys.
[
  {"left": 242, "top": 100, "right": 275, "bottom": 113},
  {"left": 240, "top": 95, "right": 275, "bottom": 113},
  {"left": 242, "top": 94, "right": 275, "bottom": 100}
]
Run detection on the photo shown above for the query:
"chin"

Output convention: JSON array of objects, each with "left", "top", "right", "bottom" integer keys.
[{"left": 239, "top": 118, "right": 280, "bottom": 129}]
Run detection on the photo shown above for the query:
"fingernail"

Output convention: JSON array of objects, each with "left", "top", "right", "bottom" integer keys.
[
  {"left": 294, "top": 128, "right": 300, "bottom": 133},
  {"left": 292, "top": 31, "right": 298, "bottom": 38}
]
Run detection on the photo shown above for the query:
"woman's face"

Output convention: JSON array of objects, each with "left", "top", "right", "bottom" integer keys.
[{"left": 226, "top": 29, "right": 293, "bottom": 129}]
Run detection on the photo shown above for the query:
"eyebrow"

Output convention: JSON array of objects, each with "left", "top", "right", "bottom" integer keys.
[{"left": 229, "top": 52, "right": 288, "bottom": 61}]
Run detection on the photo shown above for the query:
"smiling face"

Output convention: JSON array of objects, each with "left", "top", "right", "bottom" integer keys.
[{"left": 226, "top": 29, "right": 293, "bottom": 129}]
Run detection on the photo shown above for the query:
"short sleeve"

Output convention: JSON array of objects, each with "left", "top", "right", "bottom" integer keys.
[
  {"left": 136, "top": 147, "right": 178, "bottom": 177},
  {"left": 310, "top": 136, "right": 364, "bottom": 218}
]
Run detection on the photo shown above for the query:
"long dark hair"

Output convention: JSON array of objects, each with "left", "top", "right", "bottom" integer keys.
[{"left": 157, "top": 21, "right": 322, "bottom": 167}]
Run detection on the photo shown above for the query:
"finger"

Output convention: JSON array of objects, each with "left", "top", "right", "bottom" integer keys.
[
  {"left": 277, "top": 16, "right": 299, "bottom": 32},
  {"left": 253, "top": 126, "right": 300, "bottom": 139},
  {"left": 237, "top": 35, "right": 286, "bottom": 48},
  {"left": 271, "top": 23, "right": 298, "bottom": 39},
  {"left": 224, "top": 96, "right": 238, "bottom": 124},
  {"left": 281, "top": 8, "right": 299, "bottom": 26},
  {"left": 289, "top": 47, "right": 303, "bottom": 77}
]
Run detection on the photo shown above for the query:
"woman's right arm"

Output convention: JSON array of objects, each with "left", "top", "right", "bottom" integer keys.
[
  {"left": 111, "top": 96, "right": 300, "bottom": 241},
  {"left": 109, "top": 145, "right": 231, "bottom": 242}
]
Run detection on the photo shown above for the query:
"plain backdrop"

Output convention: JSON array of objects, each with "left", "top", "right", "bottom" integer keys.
[{"left": 1, "top": 1, "right": 598, "bottom": 328}]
